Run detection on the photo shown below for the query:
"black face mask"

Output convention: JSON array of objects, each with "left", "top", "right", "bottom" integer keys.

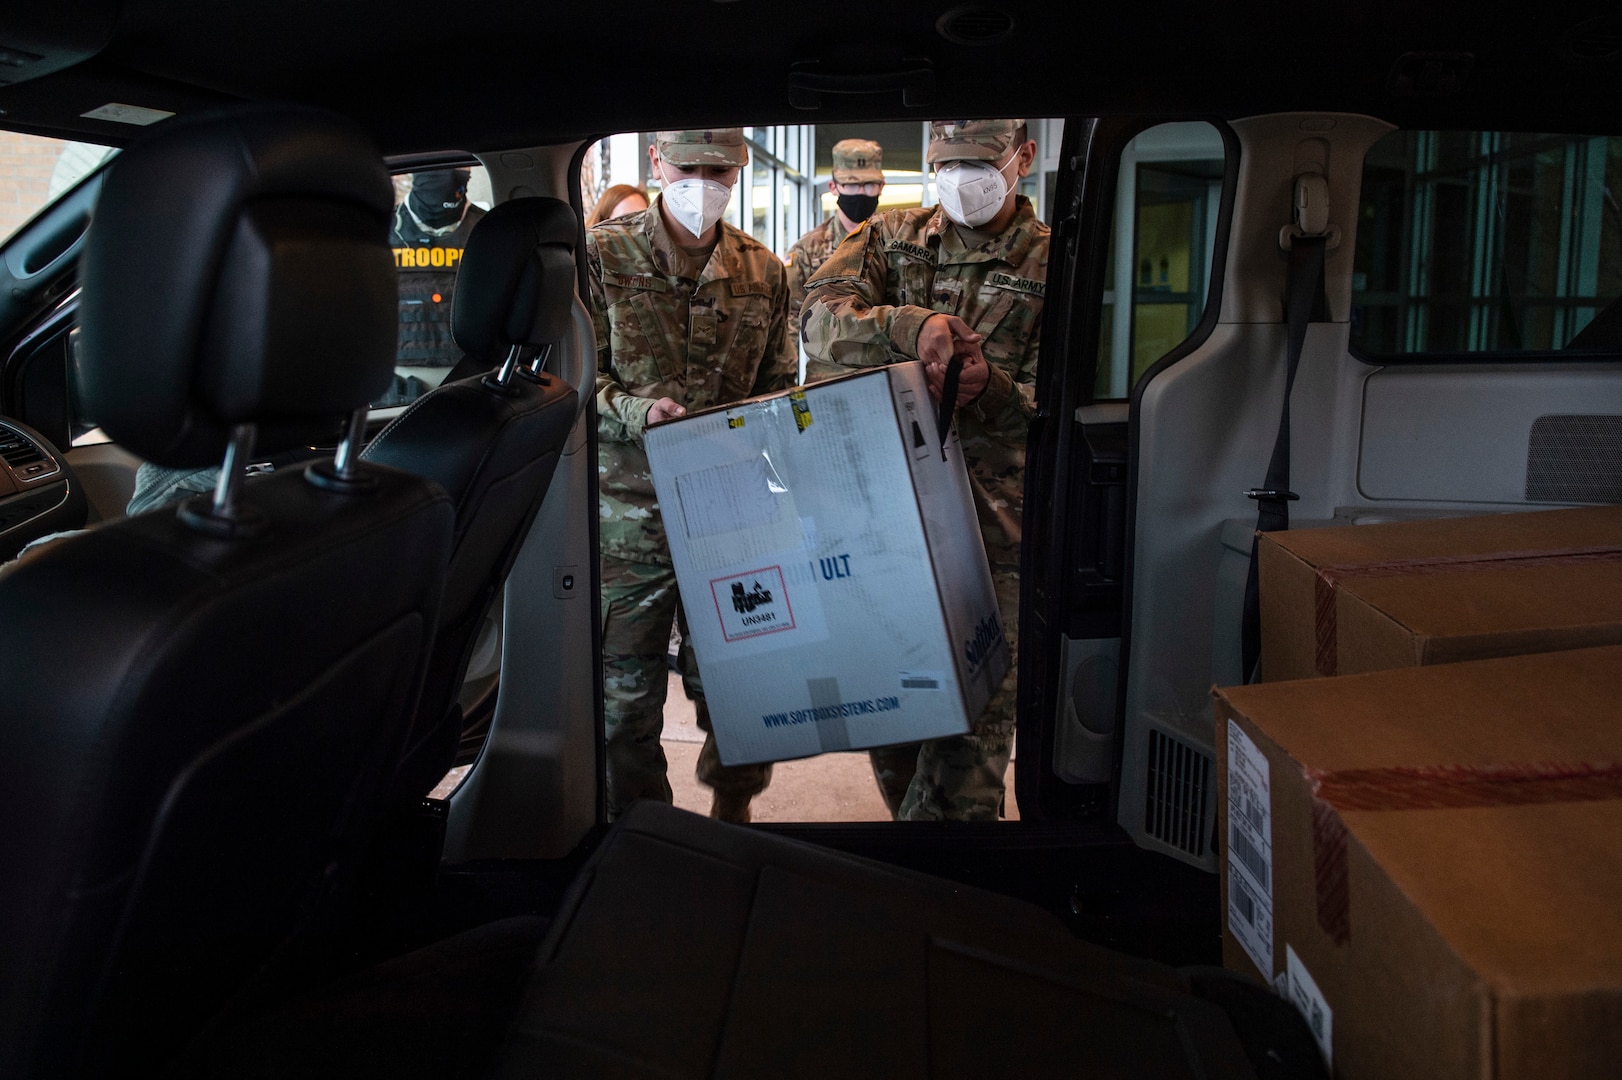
[
  {"left": 408, "top": 169, "right": 469, "bottom": 228},
  {"left": 837, "top": 192, "right": 881, "bottom": 224}
]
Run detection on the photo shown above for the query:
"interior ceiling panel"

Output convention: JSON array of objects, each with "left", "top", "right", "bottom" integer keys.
[{"left": 3, "top": 0, "right": 1622, "bottom": 154}]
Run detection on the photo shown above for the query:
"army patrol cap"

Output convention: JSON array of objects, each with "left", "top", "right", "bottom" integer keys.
[
  {"left": 831, "top": 138, "right": 884, "bottom": 183},
  {"left": 926, "top": 119, "right": 1027, "bottom": 164},
  {"left": 654, "top": 129, "right": 749, "bottom": 167}
]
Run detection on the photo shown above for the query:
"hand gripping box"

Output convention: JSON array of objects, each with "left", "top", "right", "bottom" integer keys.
[
  {"left": 644, "top": 363, "right": 1009, "bottom": 766},
  {"left": 1258, "top": 505, "right": 1622, "bottom": 681},
  {"left": 1214, "top": 645, "right": 1622, "bottom": 1079}
]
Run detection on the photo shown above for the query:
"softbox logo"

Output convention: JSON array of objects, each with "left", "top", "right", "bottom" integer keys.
[{"left": 962, "top": 612, "right": 1004, "bottom": 672}]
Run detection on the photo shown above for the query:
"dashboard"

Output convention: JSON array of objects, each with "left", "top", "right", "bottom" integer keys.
[{"left": 0, "top": 416, "right": 86, "bottom": 561}]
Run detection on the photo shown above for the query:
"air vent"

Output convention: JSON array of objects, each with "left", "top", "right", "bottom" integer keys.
[
  {"left": 1526, "top": 414, "right": 1622, "bottom": 503},
  {"left": 0, "top": 426, "right": 44, "bottom": 469},
  {"left": 1566, "top": 14, "right": 1622, "bottom": 61},
  {"left": 1144, "top": 728, "right": 1213, "bottom": 858},
  {"left": 936, "top": 5, "right": 1015, "bottom": 46}
]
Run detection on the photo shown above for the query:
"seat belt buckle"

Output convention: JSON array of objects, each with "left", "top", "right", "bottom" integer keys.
[{"left": 1245, "top": 487, "right": 1300, "bottom": 503}]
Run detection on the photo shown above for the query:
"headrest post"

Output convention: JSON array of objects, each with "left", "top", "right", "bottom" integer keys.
[
  {"left": 331, "top": 408, "right": 370, "bottom": 480},
  {"left": 211, "top": 423, "right": 256, "bottom": 518},
  {"left": 178, "top": 421, "right": 268, "bottom": 536},
  {"left": 493, "top": 343, "right": 523, "bottom": 389},
  {"left": 529, "top": 343, "right": 554, "bottom": 375}
]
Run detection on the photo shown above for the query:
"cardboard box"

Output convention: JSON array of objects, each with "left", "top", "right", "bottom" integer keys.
[
  {"left": 645, "top": 363, "right": 1009, "bottom": 766},
  {"left": 1258, "top": 506, "right": 1622, "bottom": 681},
  {"left": 1215, "top": 645, "right": 1622, "bottom": 1079}
]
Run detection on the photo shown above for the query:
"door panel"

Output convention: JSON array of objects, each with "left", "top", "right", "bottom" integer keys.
[
  {"left": 1116, "top": 115, "right": 1390, "bottom": 869},
  {"left": 1358, "top": 363, "right": 1622, "bottom": 503}
]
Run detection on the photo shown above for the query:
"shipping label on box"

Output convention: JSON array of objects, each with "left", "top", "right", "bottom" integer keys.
[
  {"left": 1225, "top": 718, "right": 1275, "bottom": 977},
  {"left": 646, "top": 364, "right": 1008, "bottom": 765}
]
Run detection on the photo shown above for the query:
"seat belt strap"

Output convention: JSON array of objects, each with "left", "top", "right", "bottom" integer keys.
[
  {"left": 935, "top": 352, "right": 964, "bottom": 458},
  {"left": 1240, "top": 233, "right": 1327, "bottom": 682}
]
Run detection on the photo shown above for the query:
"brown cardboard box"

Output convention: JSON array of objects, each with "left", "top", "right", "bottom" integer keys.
[
  {"left": 1215, "top": 645, "right": 1622, "bottom": 1079},
  {"left": 1258, "top": 506, "right": 1622, "bottom": 681}
]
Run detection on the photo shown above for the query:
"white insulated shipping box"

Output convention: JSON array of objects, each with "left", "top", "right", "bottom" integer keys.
[{"left": 644, "top": 363, "right": 1009, "bottom": 766}]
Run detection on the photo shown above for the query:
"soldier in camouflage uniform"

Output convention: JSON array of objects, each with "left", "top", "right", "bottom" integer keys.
[
  {"left": 784, "top": 138, "right": 885, "bottom": 342},
  {"left": 591, "top": 129, "right": 799, "bottom": 823},
  {"left": 802, "top": 120, "right": 1048, "bottom": 822}
]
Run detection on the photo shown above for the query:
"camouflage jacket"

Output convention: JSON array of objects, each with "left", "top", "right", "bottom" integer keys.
[
  {"left": 800, "top": 198, "right": 1049, "bottom": 564},
  {"left": 589, "top": 197, "right": 798, "bottom": 566},
  {"left": 784, "top": 213, "right": 852, "bottom": 342}
]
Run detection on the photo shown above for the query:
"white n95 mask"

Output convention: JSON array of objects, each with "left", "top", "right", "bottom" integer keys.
[
  {"left": 661, "top": 178, "right": 733, "bottom": 238},
  {"left": 934, "top": 157, "right": 1015, "bottom": 228}
]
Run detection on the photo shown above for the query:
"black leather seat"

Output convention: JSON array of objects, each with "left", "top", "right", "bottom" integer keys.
[
  {"left": 0, "top": 104, "right": 454, "bottom": 1078},
  {"left": 361, "top": 197, "right": 580, "bottom": 803}
]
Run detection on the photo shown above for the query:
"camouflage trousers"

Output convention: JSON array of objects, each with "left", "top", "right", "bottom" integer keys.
[
  {"left": 869, "top": 566, "right": 1019, "bottom": 821},
  {"left": 601, "top": 554, "right": 772, "bottom": 820},
  {"left": 126, "top": 462, "right": 223, "bottom": 516}
]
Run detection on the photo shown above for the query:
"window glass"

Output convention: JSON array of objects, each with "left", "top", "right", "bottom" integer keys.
[
  {"left": 751, "top": 148, "right": 770, "bottom": 244},
  {"left": 1352, "top": 131, "right": 1622, "bottom": 355},
  {"left": 375, "top": 164, "right": 491, "bottom": 409},
  {"left": 582, "top": 121, "right": 1065, "bottom": 264},
  {"left": 580, "top": 120, "right": 1072, "bottom": 826},
  {"left": 1094, "top": 122, "right": 1226, "bottom": 399},
  {"left": 0, "top": 133, "right": 115, "bottom": 244}
]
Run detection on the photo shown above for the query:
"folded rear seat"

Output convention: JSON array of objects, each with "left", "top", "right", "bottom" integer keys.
[
  {"left": 494, "top": 801, "right": 1324, "bottom": 1079},
  {"left": 174, "top": 801, "right": 1324, "bottom": 1078}
]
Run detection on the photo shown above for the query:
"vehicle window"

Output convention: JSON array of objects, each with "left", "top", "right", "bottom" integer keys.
[
  {"left": 582, "top": 121, "right": 1066, "bottom": 263},
  {"left": 1352, "top": 131, "right": 1622, "bottom": 356},
  {"left": 1094, "top": 122, "right": 1227, "bottom": 400},
  {"left": 374, "top": 164, "right": 492, "bottom": 409},
  {"left": 0, "top": 132, "right": 115, "bottom": 243},
  {"left": 585, "top": 121, "right": 1065, "bottom": 825}
]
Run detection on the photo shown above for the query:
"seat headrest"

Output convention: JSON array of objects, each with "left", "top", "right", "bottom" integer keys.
[
  {"left": 451, "top": 197, "right": 578, "bottom": 365},
  {"left": 79, "top": 103, "right": 398, "bottom": 468}
]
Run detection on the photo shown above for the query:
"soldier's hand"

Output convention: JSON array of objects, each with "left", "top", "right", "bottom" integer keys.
[
  {"left": 647, "top": 397, "right": 687, "bottom": 424},
  {"left": 925, "top": 348, "right": 990, "bottom": 407},
  {"left": 919, "top": 312, "right": 989, "bottom": 407},
  {"left": 916, "top": 313, "right": 982, "bottom": 368}
]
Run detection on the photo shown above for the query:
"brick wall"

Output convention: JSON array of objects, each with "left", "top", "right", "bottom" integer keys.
[{"left": 0, "top": 133, "right": 67, "bottom": 239}]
